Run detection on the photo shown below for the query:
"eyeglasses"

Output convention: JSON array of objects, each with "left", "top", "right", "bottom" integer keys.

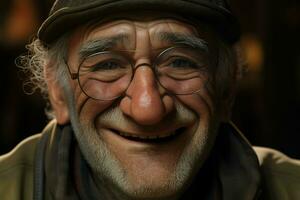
[{"left": 66, "top": 46, "right": 210, "bottom": 100}]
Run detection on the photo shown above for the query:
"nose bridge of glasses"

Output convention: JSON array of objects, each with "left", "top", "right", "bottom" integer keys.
[
  {"left": 131, "top": 61, "right": 158, "bottom": 85},
  {"left": 125, "top": 57, "right": 167, "bottom": 96},
  {"left": 131, "top": 55, "right": 156, "bottom": 77},
  {"left": 127, "top": 62, "right": 166, "bottom": 100},
  {"left": 132, "top": 61, "right": 163, "bottom": 89},
  {"left": 134, "top": 62, "right": 153, "bottom": 71}
]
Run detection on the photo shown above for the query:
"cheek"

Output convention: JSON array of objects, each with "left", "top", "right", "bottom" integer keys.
[
  {"left": 178, "top": 92, "right": 220, "bottom": 161},
  {"left": 73, "top": 81, "right": 116, "bottom": 124},
  {"left": 78, "top": 100, "right": 115, "bottom": 124},
  {"left": 176, "top": 91, "right": 215, "bottom": 120},
  {"left": 69, "top": 81, "right": 113, "bottom": 122}
]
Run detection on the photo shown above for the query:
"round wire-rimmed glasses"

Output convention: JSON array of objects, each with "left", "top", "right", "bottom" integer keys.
[{"left": 66, "top": 46, "right": 210, "bottom": 100}]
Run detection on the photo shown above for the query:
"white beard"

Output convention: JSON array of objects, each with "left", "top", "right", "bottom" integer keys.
[{"left": 65, "top": 87, "right": 219, "bottom": 200}]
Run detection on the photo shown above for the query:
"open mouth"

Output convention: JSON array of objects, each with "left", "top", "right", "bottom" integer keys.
[{"left": 110, "top": 127, "right": 186, "bottom": 143}]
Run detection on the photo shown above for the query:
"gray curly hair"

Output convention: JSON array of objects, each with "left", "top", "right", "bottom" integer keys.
[{"left": 18, "top": 34, "right": 70, "bottom": 118}]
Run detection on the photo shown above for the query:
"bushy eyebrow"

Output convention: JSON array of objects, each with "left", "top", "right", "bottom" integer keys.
[
  {"left": 156, "top": 32, "right": 208, "bottom": 52},
  {"left": 78, "top": 32, "right": 208, "bottom": 60},
  {"left": 79, "top": 34, "right": 129, "bottom": 60}
]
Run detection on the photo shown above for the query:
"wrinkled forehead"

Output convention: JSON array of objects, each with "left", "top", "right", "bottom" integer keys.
[
  {"left": 92, "top": 20, "right": 196, "bottom": 47},
  {"left": 68, "top": 12, "right": 212, "bottom": 51}
]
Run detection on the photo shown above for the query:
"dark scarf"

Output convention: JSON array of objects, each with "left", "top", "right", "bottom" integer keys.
[{"left": 39, "top": 122, "right": 262, "bottom": 200}]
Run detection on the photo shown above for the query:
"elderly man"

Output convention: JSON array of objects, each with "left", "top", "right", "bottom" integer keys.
[{"left": 0, "top": 0, "right": 300, "bottom": 199}]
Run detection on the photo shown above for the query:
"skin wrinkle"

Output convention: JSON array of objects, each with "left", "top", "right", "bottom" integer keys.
[
  {"left": 79, "top": 34, "right": 131, "bottom": 59},
  {"left": 83, "top": 20, "right": 136, "bottom": 48},
  {"left": 76, "top": 32, "right": 210, "bottom": 72},
  {"left": 133, "top": 22, "right": 150, "bottom": 58},
  {"left": 157, "top": 32, "right": 208, "bottom": 51},
  {"left": 175, "top": 91, "right": 214, "bottom": 124},
  {"left": 77, "top": 96, "right": 89, "bottom": 117},
  {"left": 97, "top": 101, "right": 195, "bottom": 136},
  {"left": 76, "top": 32, "right": 209, "bottom": 67},
  {"left": 49, "top": 16, "right": 233, "bottom": 200},
  {"left": 67, "top": 79, "right": 89, "bottom": 114},
  {"left": 88, "top": 20, "right": 136, "bottom": 50},
  {"left": 193, "top": 93, "right": 213, "bottom": 119}
]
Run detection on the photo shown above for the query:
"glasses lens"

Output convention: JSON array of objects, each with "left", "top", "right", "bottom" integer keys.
[
  {"left": 78, "top": 52, "right": 132, "bottom": 100},
  {"left": 155, "top": 47, "right": 209, "bottom": 95}
]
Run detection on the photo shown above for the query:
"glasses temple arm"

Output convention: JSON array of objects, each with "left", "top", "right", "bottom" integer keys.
[{"left": 64, "top": 58, "right": 78, "bottom": 79}]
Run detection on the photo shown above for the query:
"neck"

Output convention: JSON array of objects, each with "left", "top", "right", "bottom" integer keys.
[{"left": 92, "top": 172, "right": 181, "bottom": 200}]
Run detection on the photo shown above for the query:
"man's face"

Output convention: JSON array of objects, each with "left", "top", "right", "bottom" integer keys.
[{"left": 60, "top": 16, "right": 222, "bottom": 199}]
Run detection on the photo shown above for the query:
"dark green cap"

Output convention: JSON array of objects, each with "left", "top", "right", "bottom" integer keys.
[{"left": 38, "top": 0, "right": 240, "bottom": 45}]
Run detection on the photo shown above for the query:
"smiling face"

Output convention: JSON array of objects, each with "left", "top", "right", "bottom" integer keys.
[{"left": 49, "top": 15, "right": 225, "bottom": 200}]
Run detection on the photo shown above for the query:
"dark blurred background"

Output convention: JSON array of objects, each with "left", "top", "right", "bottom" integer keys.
[{"left": 0, "top": 0, "right": 299, "bottom": 158}]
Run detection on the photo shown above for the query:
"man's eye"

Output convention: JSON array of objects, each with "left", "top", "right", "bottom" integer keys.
[
  {"left": 90, "top": 60, "right": 122, "bottom": 71},
  {"left": 168, "top": 58, "right": 199, "bottom": 69}
]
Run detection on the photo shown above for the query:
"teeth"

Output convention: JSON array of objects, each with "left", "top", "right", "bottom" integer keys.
[
  {"left": 119, "top": 132, "right": 131, "bottom": 137},
  {"left": 147, "top": 135, "right": 158, "bottom": 139}
]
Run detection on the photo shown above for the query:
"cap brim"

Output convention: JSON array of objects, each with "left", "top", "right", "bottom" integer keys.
[{"left": 38, "top": 0, "right": 240, "bottom": 45}]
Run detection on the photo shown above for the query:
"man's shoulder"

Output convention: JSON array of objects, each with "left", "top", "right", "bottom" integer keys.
[
  {"left": 253, "top": 146, "right": 300, "bottom": 200},
  {"left": 0, "top": 134, "right": 42, "bottom": 200},
  {"left": 0, "top": 134, "right": 42, "bottom": 170}
]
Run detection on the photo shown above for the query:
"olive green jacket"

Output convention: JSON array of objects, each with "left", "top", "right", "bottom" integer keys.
[
  {"left": 0, "top": 134, "right": 39, "bottom": 199},
  {"left": 1, "top": 121, "right": 300, "bottom": 199}
]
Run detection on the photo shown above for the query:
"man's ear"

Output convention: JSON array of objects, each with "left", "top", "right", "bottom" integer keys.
[{"left": 45, "top": 66, "right": 70, "bottom": 125}]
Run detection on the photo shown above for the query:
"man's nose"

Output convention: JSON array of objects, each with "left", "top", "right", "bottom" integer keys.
[{"left": 120, "top": 64, "right": 174, "bottom": 125}]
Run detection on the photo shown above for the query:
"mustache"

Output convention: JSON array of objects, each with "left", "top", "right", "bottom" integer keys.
[{"left": 96, "top": 101, "right": 197, "bottom": 132}]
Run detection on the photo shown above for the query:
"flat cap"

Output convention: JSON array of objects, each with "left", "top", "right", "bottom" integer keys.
[{"left": 38, "top": 0, "right": 240, "bottom": 45}]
